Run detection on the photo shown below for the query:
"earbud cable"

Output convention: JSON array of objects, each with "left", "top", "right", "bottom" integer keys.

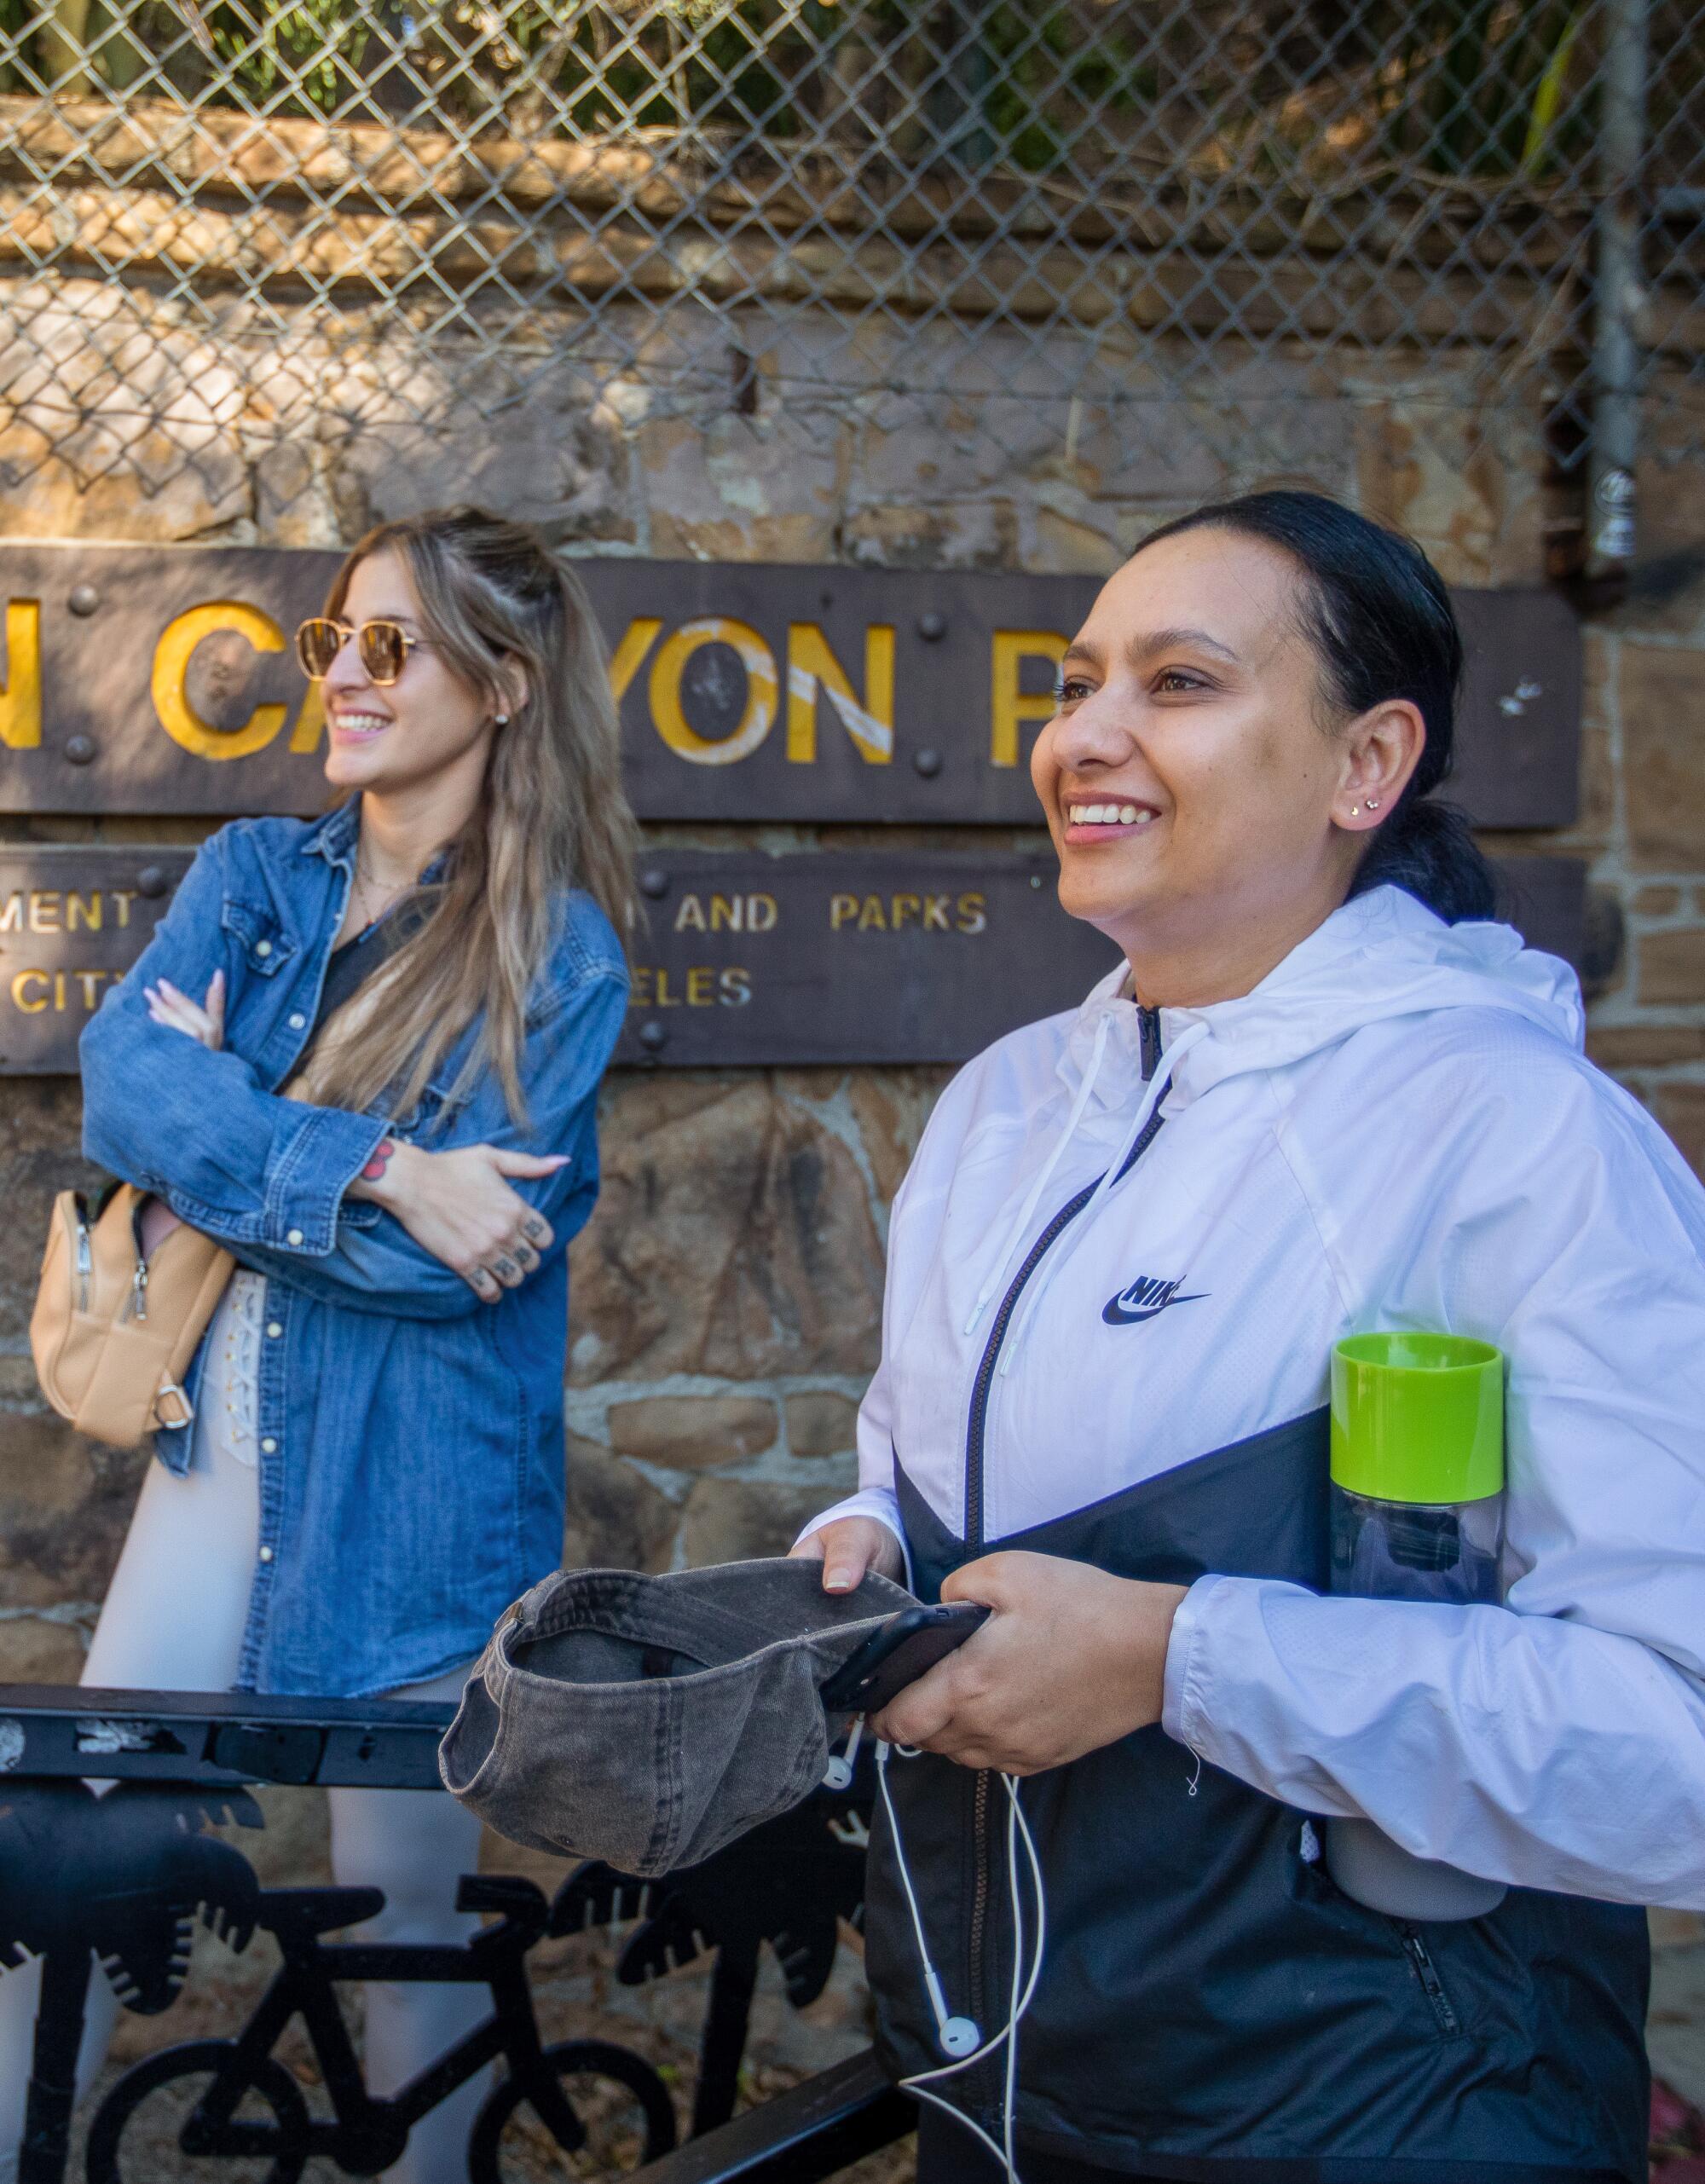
[{"left": 876, "top": 1741, "right": 1047, "bottom": 2184}]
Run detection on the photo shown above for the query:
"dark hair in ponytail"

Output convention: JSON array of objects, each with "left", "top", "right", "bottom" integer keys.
[{"left": 1135, "top": 491, "right": 1498, "bottom": 923}]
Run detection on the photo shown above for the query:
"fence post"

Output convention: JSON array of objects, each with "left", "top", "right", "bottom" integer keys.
[{"left": 1587, "top": 0, "right": 1653, "bottom": 583}]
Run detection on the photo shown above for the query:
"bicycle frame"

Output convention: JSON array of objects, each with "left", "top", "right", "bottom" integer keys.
[{"left": 188, "top": 1911, "right": 564, "bottom": 2169}]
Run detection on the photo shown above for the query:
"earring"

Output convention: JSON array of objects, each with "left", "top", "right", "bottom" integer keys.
[
  {"left": 494, "top": 713, "right": 510, "bottom": 726},
  {"left": 1349, "top": 803, "right": 1362, "bottom": 818},
  {"left": 1367, "top": 796, "right": 1380, "bottom": 811}
]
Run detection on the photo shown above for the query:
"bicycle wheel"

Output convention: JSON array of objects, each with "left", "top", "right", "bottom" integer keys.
[
  {"left": 84, "top": 2040, "right": 309, "bottom": 2184},
  {"left": 467, "top": 2038, "right": 679, "bottom": 2182}
]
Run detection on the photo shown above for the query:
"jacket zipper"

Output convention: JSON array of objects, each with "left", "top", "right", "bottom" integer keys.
[
  {"left": 1396, "top": 1923, "right": 1462, "bottom": 2038},
  {"left": 960, "top": 1002, "right": 1167, "bottom": 2098}
]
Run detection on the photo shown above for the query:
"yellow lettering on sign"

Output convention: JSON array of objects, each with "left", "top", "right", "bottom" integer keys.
[
  {"left": 12, "top": 970, "right": 48, "bottom": 1012},
  {"left": 923, "top": 894, "right": 951, "bottom": 931},
  {"left": 610, "top": 618, "right": 664, "bottom": 704},
  {"left": 0, "top": 600, "right": 42, "bottom": 750},
  {"left": 747, "top": 893, "right": 777, "bottom": 933},
  {"left": 785, "top": 624, "right": 894, "bottom": 765},
  {"left": 857, "top": 895, "right": 886, "bottom": 932},
  {"left": 673, "top": 894, "right": 707, "bottom": 933},
  {"left": 74, "top": 969, "right": 106, "bottom": 1009},
  {"left": 719, "top": 968, "right": 751, "bottom": 1005},
  {"left": 66, "top": 892, "right": 101, "bottom": 932},
  {"left": 111, "top": 890, "right": 137, "bottom": 928},
  {"left": 649, "top": 618, "right": 777, "bottom": 766},
  {"left": 990, "top": 629, "right": 1068, "bottom": 768},
  {"left": 152, "top": 602, "right": 289, "bottom": 761},
  {"left": 0, "top": 893, "right": 21, "bottom": 933},
  {"left": 829, "top": 894, "right": 858, "bottom": 931},
  {"left": 957, "top": 892, "right": 987, "bottom": 934},
  {"left": 890, "top": 893, "right": 921, "bottom": 930},
  {"left": 289, "top": 679, "right": 327, "bottom": 755},
  {"left": 686, "top": 966, "right": 714, "bottom": 1005},
  {"left": 29, "top": 892, "right": 61, "bottom": 933}
]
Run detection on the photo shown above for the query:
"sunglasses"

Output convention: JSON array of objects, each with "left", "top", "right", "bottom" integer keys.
[{"left": 295, "top": 617, "right": 432, "bottom": 686}]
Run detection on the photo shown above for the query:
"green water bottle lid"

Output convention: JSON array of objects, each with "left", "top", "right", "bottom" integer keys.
[{"left": 1331, "top": 1332, "right": 1505, "bottom": 1505}]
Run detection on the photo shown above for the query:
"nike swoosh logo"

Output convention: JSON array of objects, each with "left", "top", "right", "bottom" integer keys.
[{"left": 1101, "top": 1292, "right": 1205, "bottom": 1326}]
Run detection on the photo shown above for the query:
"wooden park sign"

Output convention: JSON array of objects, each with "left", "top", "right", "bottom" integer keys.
[
  {"left": 0, "top": 846, "right": 1586, "bottom": 1075},
  {"left": 0, "top": 543, "right": 1580, "bottom": 829}
]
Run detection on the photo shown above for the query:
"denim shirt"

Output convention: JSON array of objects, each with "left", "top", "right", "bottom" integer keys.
[{"left": 79, "top": 801, "right": 627, "bottom": 1698}]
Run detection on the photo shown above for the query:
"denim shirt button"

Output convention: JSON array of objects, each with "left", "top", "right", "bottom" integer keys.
[
  {"left": 267, "top": 1321, "right": 283, "bottom": 1339},
  {"left": 258, "top": 1546, "right": 275, "bottom": 1563},
  {"left": 255, "top": 939, "right": 272, "bottom": 957},
  {"left": 289, "top": 1011, "right": 306, "bottom": 1030},
  {"left": 286, "top": 1228, "right": 303, "bottom": 1245},
  {"left": 261, "top": 1436, "right": 278, "bottom": 1453}
]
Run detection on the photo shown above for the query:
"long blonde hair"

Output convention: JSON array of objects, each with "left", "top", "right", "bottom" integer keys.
[{"left": 298, "top": 507, "right": 637, "bottom": 1125}]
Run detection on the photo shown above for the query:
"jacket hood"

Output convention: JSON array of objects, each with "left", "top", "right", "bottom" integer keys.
[{"left": 1061, "top": 884, "right": 1584, "bottom": 1114}]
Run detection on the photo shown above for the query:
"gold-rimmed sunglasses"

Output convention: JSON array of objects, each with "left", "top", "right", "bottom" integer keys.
[{"left": 295, "top": 616, "right": 431, "bottom": 686}]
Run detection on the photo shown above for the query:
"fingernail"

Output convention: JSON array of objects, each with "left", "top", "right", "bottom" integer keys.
[{"left": 824, "top": 1567, "right": 852, "bottom": 1592}]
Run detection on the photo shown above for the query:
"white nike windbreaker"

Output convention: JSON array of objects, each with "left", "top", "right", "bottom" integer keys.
[{"left": 803, "top": 883, "right": 1705, "bottom": 1908}]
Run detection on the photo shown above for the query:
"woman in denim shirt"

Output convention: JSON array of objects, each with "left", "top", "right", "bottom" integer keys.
[{"left": 0, "top": 509, "right": 633, "bottom": 2181}]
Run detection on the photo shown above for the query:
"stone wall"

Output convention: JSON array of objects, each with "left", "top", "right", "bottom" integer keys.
[{"left": 3, "top": 317, "right": 1705, "bottom": 1667}]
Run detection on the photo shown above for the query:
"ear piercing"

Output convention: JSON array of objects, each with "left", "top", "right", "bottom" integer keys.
[
  {"left": 1348, "top": 797, "right": 1381, "bottom": 819},
  {"left": 1367, "top": 796, "right": 1380, "bottom": 811},
  {"left": 494, "top": 712, "right": 510, "bottom": 726}
]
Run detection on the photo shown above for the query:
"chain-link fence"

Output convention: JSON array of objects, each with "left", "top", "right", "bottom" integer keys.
[{"left": 0, "top": 0, "right": 1700, "bottom": 520}]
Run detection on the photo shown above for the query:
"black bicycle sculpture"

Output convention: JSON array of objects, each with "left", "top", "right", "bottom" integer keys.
[{"left": 84, "top": 1873, "right": 678, "bottom": 2181}]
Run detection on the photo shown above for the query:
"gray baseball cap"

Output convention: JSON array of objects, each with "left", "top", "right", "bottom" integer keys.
[{"left": 438, "top": 1557, "right": 913, "bottom": 1875}]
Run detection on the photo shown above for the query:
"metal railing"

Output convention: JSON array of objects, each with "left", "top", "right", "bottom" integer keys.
[{"left": 0, "top": 0, "right": 1698, "bottom": 549}]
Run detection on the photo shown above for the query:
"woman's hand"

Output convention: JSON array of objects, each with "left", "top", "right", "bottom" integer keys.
[
  {"left": 870, "top": 1551, "right": 1189, "bottom": 1775},
  {"left": 137, "top": 974, "right": 225, "bottom": 1255},
  {"left": 144, "top": 971, "right": 224, "bottom": 1050},
  {"left": 352, "top": 1141, "right": 567, "bottom": 1303},
  {"left": 791, "top": 1517, "right": 906, "bottom": 1592}
]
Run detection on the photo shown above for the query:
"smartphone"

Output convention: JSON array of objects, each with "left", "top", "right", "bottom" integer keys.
[{"left": 820, "top": 1602, "right": 990, "bottom": 1714}]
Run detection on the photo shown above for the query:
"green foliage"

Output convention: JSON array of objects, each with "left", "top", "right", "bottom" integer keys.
[
  {"left": 1374, "top": 0, "right": 1598, "bottom": 179},
  {"left": 204, "top": 0, "right": 370, "bottom": 114},
  {"left": 0, "top": 0, "right": 1624, "bottom": 189}
]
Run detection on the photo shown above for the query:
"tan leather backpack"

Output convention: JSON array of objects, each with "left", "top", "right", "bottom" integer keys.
[{"left": 30, "top": 1183, "right": 234, "bottom": 1447}]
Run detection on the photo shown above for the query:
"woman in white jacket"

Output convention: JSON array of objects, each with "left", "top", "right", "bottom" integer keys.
[{"left": 796, "top": 492, "right": 1705, "bottom": 2184}]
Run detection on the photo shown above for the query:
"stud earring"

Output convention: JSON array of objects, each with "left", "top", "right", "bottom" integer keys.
[
  {"left": 1367, "top": 796, "right": 1380, "bottom": 811},
  {"left": 494, "top": 712, "right": 510, "bottom": 726},
  {"left": 1349, "top": 803, "right": 1362, "bottom": 818}
]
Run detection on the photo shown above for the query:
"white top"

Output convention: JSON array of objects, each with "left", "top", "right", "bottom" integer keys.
[
  {"left": 195, "top": 1269, "right": 268, "bottom": 1469},
  {"left": 802, "top": 885, "right": 1705, "bottom": 1909}
]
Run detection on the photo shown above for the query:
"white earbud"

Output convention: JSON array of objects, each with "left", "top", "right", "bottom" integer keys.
[
  {"left": 823, "top": 1711, "right": 864, "bottom": 1792},
  {"left": 876, "top": 1737, "right": 1047, "bottom": 2184}
]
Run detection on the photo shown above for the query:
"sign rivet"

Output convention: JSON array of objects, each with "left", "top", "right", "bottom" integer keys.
[
  {"left": 67, "top": 584, "right": 100, "bottom": 617},
  {"left": 913, "top": 748, "right": 943, "bottom": 778},
  {"left": 639, "top": 1021, "right": 668, "bottom": 1051},
  {"left": 136, "top": 865, "right": 168, "bottom": 898},
  {"left": 64, "top": 735, "right": 96, "bottom": 765},
  {"left": 917, "top": 612, "right": 947, "bottom": 641},
  {"left": 639, "top": 870, "right": 670, "bottom": 899}
]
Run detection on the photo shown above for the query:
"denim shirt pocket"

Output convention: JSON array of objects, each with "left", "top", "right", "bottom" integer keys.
[{"left": 222, "top": 896, "right": 299, "bottom": 979}]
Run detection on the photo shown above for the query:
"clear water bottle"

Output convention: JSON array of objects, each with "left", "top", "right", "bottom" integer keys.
[{"left": 1325, "top": 1332, "right": 1508, "bottom": 1921}]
